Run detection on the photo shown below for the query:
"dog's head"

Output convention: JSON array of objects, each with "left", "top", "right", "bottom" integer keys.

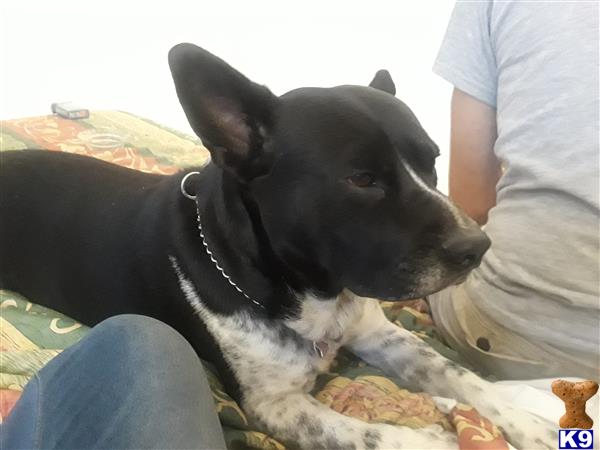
[{"left": 169, "top": 44, "right": 490, "bottom": 301}]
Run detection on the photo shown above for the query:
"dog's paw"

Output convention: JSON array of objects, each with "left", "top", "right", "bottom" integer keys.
[
  {"left": 496, "top": 406, "right": 558, "bottom": 450},
  {"left": 376, "top": 423, "right": 458, "bottom": 449}
]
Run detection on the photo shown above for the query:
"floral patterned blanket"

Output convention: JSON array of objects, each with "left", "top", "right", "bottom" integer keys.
[{"left": 0, "top": 112, "right": 508, "bottom": 450}]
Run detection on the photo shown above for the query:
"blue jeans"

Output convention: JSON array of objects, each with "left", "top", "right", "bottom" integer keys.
[{"left": 1, "top": 315, "right": 227, "bottom": 450}]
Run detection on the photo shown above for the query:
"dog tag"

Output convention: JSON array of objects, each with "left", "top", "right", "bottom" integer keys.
[{"left": 313, "top": 341, "right": 329, "bottom": 358}]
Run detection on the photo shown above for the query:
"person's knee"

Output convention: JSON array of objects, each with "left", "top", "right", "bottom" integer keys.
[
  {"left": 90, "top": 315, "right": 210, "bottom": 411},
  {"left": 90, "top": 314, "right": 197, "bottom": 365},
  {"left": 76, "top": 314, "right": 205, "bottom": 404}
]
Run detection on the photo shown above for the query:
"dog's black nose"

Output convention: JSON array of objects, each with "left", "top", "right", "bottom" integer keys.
[{"left": 442, "top": 228, "right": 491, "bottom": 269}]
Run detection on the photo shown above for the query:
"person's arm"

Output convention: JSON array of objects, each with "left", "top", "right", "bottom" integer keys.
[{"left": 449, "top": 88, "right": 501, "bottom": 225}]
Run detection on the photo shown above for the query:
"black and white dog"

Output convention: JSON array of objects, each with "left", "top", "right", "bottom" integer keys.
[{"left": 0, "top": 44, "right": 554, "bottom": 449}]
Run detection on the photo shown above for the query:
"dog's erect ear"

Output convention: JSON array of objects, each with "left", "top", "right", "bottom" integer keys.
[
  {"left": 369, "top": 70, "right": 396, "bottom": 96},
  {"left": 169, "top": 43, "right": 278, "bottom": 180}
]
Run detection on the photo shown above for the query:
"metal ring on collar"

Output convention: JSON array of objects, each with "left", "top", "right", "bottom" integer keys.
[{"left": 180, "top": 171, "right": 201, "bottom": 200}]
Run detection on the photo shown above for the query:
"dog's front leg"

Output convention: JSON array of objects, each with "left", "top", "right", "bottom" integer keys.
[
  {"left": 244, "top": 390, "right": 457, "bottom": 450},
  {"left": 344, "top": 298, "right": 557, "bottom": 450}
]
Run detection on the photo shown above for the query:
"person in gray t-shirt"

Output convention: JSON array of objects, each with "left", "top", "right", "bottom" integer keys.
[{"left": 429, "top": 1, "right": 599, "bottom": 380}]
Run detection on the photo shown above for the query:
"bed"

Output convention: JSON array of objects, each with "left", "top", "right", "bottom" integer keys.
[{"left": 1, "top": 111, "right": 552, "bottom": 449}]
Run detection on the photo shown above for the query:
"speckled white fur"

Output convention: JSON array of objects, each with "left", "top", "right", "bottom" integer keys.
[
  {"left": 170, "top": 257, "right": 556, "bottom": 450},
  {"left": 284, "top": 292, "right": 364, "bottom": 343}
]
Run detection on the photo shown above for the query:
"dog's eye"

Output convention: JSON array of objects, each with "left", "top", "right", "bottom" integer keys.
[{"left": 347, "top": 172, "right": 376, "bottom": 188}]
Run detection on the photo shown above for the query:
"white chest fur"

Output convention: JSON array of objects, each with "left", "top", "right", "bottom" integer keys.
[
  {"left": 170, "top": 256, "right": 365, "bottom": 404},
  {"left": 284, "top": 292, "right": 365, "bottom": 344}
]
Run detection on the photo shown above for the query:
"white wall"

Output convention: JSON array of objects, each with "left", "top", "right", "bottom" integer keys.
[{"left": 0, "top": 0, "right": 455, "bottom": 191}]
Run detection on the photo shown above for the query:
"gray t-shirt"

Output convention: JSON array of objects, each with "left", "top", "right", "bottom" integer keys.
[{"left": 433, "top": 1, "right": 599, "bottom": 361}]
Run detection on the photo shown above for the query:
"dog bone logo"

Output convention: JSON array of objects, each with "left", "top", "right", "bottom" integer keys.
[{"left": 552, "top": 379, "right": 598, "bottom": 429}]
